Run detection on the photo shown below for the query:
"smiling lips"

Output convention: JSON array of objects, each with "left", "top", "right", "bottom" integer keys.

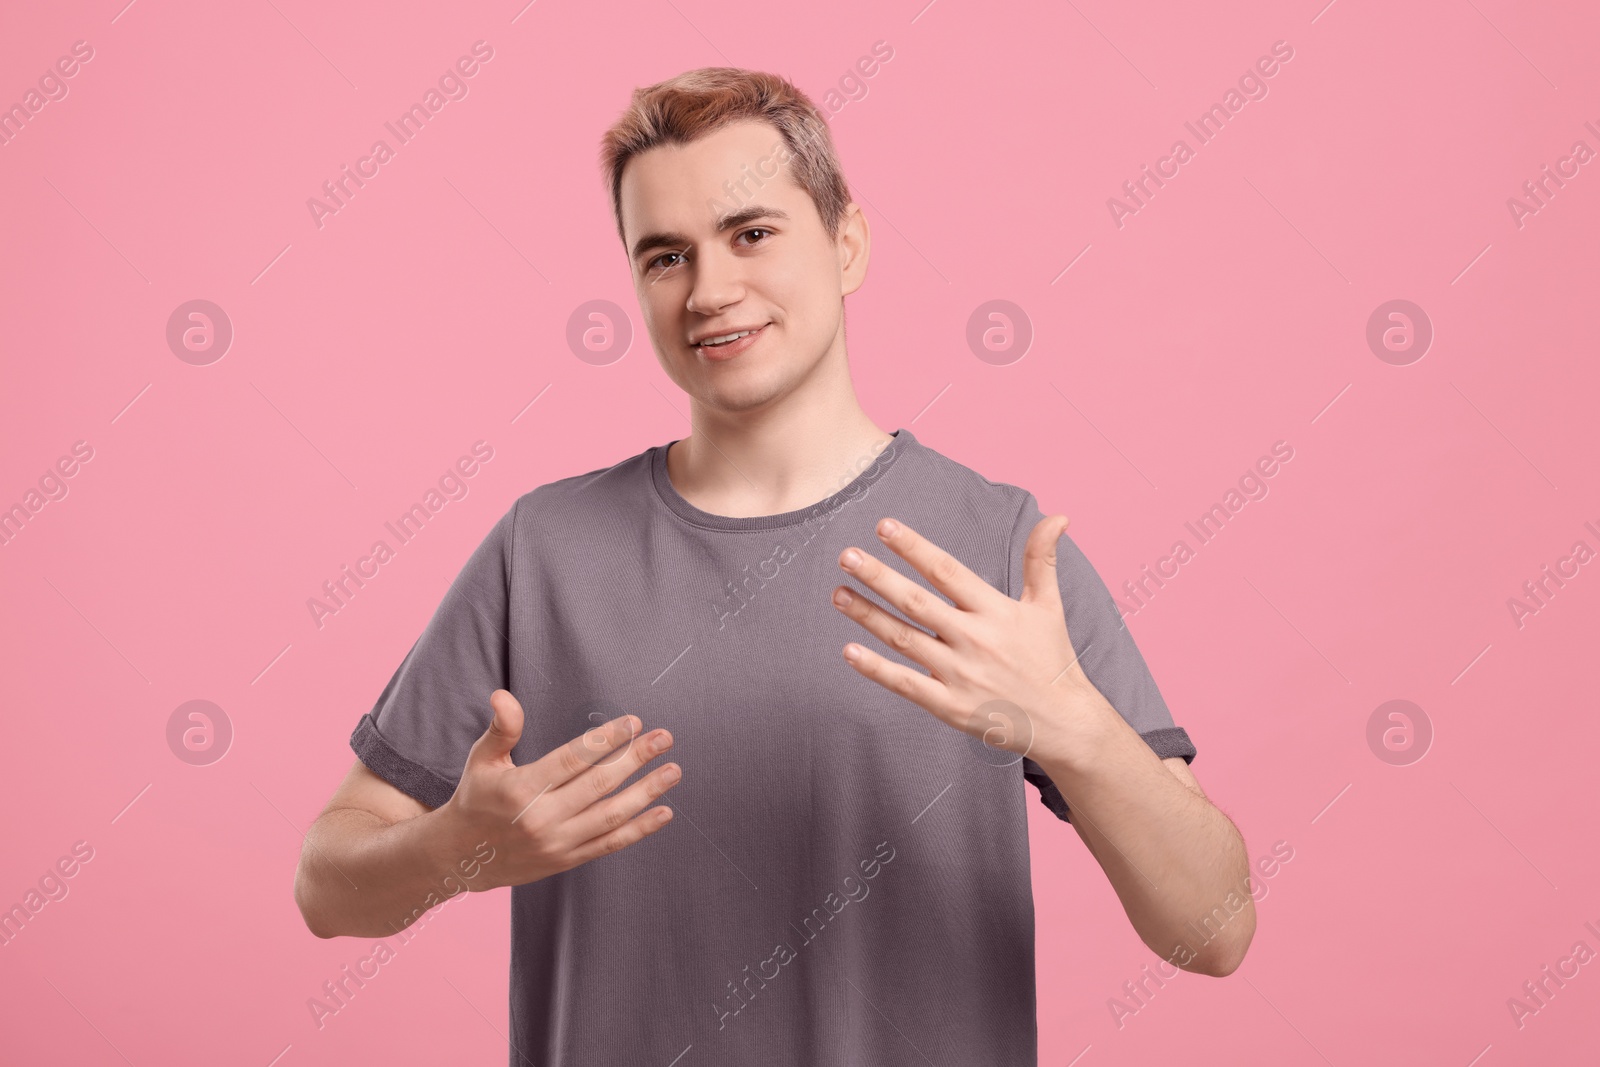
[{"left": 693, "top": 324, "right": 767, "bottom": 361}]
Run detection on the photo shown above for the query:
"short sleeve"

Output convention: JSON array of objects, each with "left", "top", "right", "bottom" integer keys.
[
  {"left": 348, "top": 500, "right": 517, "bottom": 810},
  {"left": 1007, "top": 492, "right": 1196, "bottom": 822}
]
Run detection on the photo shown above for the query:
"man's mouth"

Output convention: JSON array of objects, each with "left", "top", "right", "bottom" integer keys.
[{"left": 693, "top": 324, "right": 768, "bottom": 359}]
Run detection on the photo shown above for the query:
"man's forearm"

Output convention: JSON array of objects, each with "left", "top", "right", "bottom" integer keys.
[
  {"left": 294, "top": 807, "right": 491, "bottom": 939},
  {"left": 1030, "top": 704, "right": 1254, "bottom": 976}
]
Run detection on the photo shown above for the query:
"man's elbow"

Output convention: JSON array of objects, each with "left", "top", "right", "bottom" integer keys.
[
  {"left": 293, "top": 860, "right": 339, "bottom": 940},
  {"left": 297, "top": 902, "right": 342, "bottom": 940},
  {"left": 1185, "top": 917, "right": 1256, "bottom": 977},
  {"left": 1190, "top": 945, "right": 1246, "bottom": 977}
]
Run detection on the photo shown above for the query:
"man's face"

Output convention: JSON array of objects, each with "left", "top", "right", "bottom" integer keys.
[{"left": 619, "top": 119, "right": 867, "bottom": 416}]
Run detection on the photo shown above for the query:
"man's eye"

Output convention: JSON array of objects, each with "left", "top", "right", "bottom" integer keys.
[
  {"left": 648, "top": 251, "right": 684, "bottom": 272},
  {"left": 739, "top": 228, "right": 772, "bottom": 245}
]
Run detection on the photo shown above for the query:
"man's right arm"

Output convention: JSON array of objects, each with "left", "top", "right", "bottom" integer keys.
[
  {"left": 293, "top": 759, "right": 476, "bottom": 939},
  {"left": 293, "top": 689, "right": 682, "bottom": 939}
]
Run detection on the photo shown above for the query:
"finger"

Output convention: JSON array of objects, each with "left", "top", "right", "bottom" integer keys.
[
  {"left": 548, "top": 726, "right": 676, "bottom": 822},
  {"left": 524, "top": 713, "right": 643, "bottom": 792},
  {"left": 562, "top": 756, "right": 682, "bottom": 847},
  {"left": 837, "top": 543, "right": 962, "bottom": 639},
  {"left": 1021, "top": 515, "right": 1071, "bottom": 609},
  {"left": 563, "top": 802, "right": 676, "bottom": 868},
  {"left": 840, "top": 640, "right": 960, "bottom": 728},
  {"left": 831, "top": 584, "right": 957, "bottom": 679},
  {"left": 466, "top": 689, "right": 526, "bottom": 769},
  {"left": 870, "top": 518, "right": 998, "bottom": 613}
]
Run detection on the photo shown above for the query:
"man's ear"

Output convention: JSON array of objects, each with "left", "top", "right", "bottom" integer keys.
[{"left": 837, "top": 202, "right": 871, "bottom": 297}]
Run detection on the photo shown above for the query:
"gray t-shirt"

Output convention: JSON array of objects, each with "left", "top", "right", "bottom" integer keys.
[{"left": 350, "top": 427, "right": 1195, "bottom": 1066}]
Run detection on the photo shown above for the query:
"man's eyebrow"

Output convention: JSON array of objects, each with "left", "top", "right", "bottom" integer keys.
[{"left": 630, "top": 206, "right": 791, "bottom": 262}]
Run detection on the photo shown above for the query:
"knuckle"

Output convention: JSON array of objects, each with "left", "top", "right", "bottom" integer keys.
[
  {"left": 543, "top": 826, "right": 573, "bottom": 856},
  {"left": 516, "top": 806, "right": 552, "bottom": 840},
  {"left": 512, "top": 778, "right": 547, "bottom": 811},
  {"left": 902, "top": 586, "right": 930, "bottom": 617},
  {"left": 579, "top": 727, "right": 612, "bottom": 759},
  {"left": 516, "top": 822, "right": 550, "bottom": 857},
  {"left": 931, "top": 554, "right": 960, "bottom": 585},
  {"left": 889, "top": 621, "right": 918, "bottom": 653},
  {"left": 968, "top": 623, "right": 1001, "bottom": 655},
  {"left": 557, "top": 741, "right": 588, "bottom": 778},
  {"left": 529, "top": 835, "right": 560, "bottom": 864},
  {"left": 544, "top": 825, "right": 578, "bottom": 860}
]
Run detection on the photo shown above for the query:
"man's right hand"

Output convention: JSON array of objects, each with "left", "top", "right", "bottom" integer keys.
[{"left": 438, "top": 689, "right": 681, "bottom": 890}]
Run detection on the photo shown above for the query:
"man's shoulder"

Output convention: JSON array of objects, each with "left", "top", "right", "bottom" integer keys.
[
  {"left": 900, "top": 433, "right": 1037, "bottom": 522},
  {"left": 501, "top": 440, "right": 659, "bottom": 530}
]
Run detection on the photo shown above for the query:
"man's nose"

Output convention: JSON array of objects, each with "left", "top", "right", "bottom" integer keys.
[{"left": 685, "top": 247, "right": 745, "bottom": 315}]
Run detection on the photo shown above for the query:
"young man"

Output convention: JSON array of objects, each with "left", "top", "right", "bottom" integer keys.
[{"left": 294, "top": 67, "right": 1254, "bottom": 1065}]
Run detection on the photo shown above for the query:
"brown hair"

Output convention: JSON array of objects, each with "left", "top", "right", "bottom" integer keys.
[{"left": 598, "top": 67, "right": 852, "bottom": 247}]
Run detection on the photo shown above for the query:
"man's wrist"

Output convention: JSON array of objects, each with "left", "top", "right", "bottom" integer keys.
[
  {"left": 1027, "top": 692, "right": 1137, "bottom": 782},
  {"left": 418, "top": 803, "right": 498, "bottom": 894}
]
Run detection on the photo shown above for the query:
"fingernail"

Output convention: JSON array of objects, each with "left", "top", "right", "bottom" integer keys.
[
  {"left": 841, "top": 548, "right": 862, "bottom": 569},
  {"left": 878, "top": 519, "right": 898, "bottom": 538},
  {"left": 652, "top": 732, "right": 670, "bottom": 753},
  {"left": 833, "top": 588, "right": 853, "bottom": 607}
]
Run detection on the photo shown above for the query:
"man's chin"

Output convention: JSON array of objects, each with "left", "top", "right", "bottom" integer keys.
[{"left": 695, "top": 375, "right": 793, "bottom": 416}]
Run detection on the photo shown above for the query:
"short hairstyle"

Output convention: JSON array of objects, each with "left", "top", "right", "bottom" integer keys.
[{"left": 598, "top": 67, "right": 853, "bottom": 248}]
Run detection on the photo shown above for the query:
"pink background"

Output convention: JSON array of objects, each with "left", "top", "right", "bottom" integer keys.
[{"left": 2, "top": 0, "right": 1597, "bottom": 1063}]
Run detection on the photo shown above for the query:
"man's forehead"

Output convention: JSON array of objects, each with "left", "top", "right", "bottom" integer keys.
[
  {"left": 627, "top": 118, "right": 783, "bottom": 181},
  {"left": 620, "top": 120, "right": 803, "bottom": 238}
]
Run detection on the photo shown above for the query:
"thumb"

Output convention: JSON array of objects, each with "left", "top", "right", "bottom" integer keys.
[
  {"left": 469, "top": 689, "right": 524, "bottom": 767},
  {"left": 1020, "top": 514, "right": 1070, "bottom": 607}
]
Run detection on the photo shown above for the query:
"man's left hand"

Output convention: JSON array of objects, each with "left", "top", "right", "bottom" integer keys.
[{"left": 831, "top": 515, "right": 1118, "bottom": 766}]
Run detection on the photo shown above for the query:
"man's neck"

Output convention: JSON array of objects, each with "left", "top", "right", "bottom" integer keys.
[{"left": 666, "top": 404, "right": 894, "bottom": 519}]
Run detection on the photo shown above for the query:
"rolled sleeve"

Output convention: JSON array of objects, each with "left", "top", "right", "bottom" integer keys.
[{"left": 349, "top": 500, "right": 518, "bottom": 810}]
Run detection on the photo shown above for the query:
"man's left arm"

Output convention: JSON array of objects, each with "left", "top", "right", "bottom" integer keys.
[
  {"left": 1028, "top": 712, "right": 1253, "bottom": 976},
  {"left": 829, "top": 512, "right": 1254, "bottom": 980}
]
